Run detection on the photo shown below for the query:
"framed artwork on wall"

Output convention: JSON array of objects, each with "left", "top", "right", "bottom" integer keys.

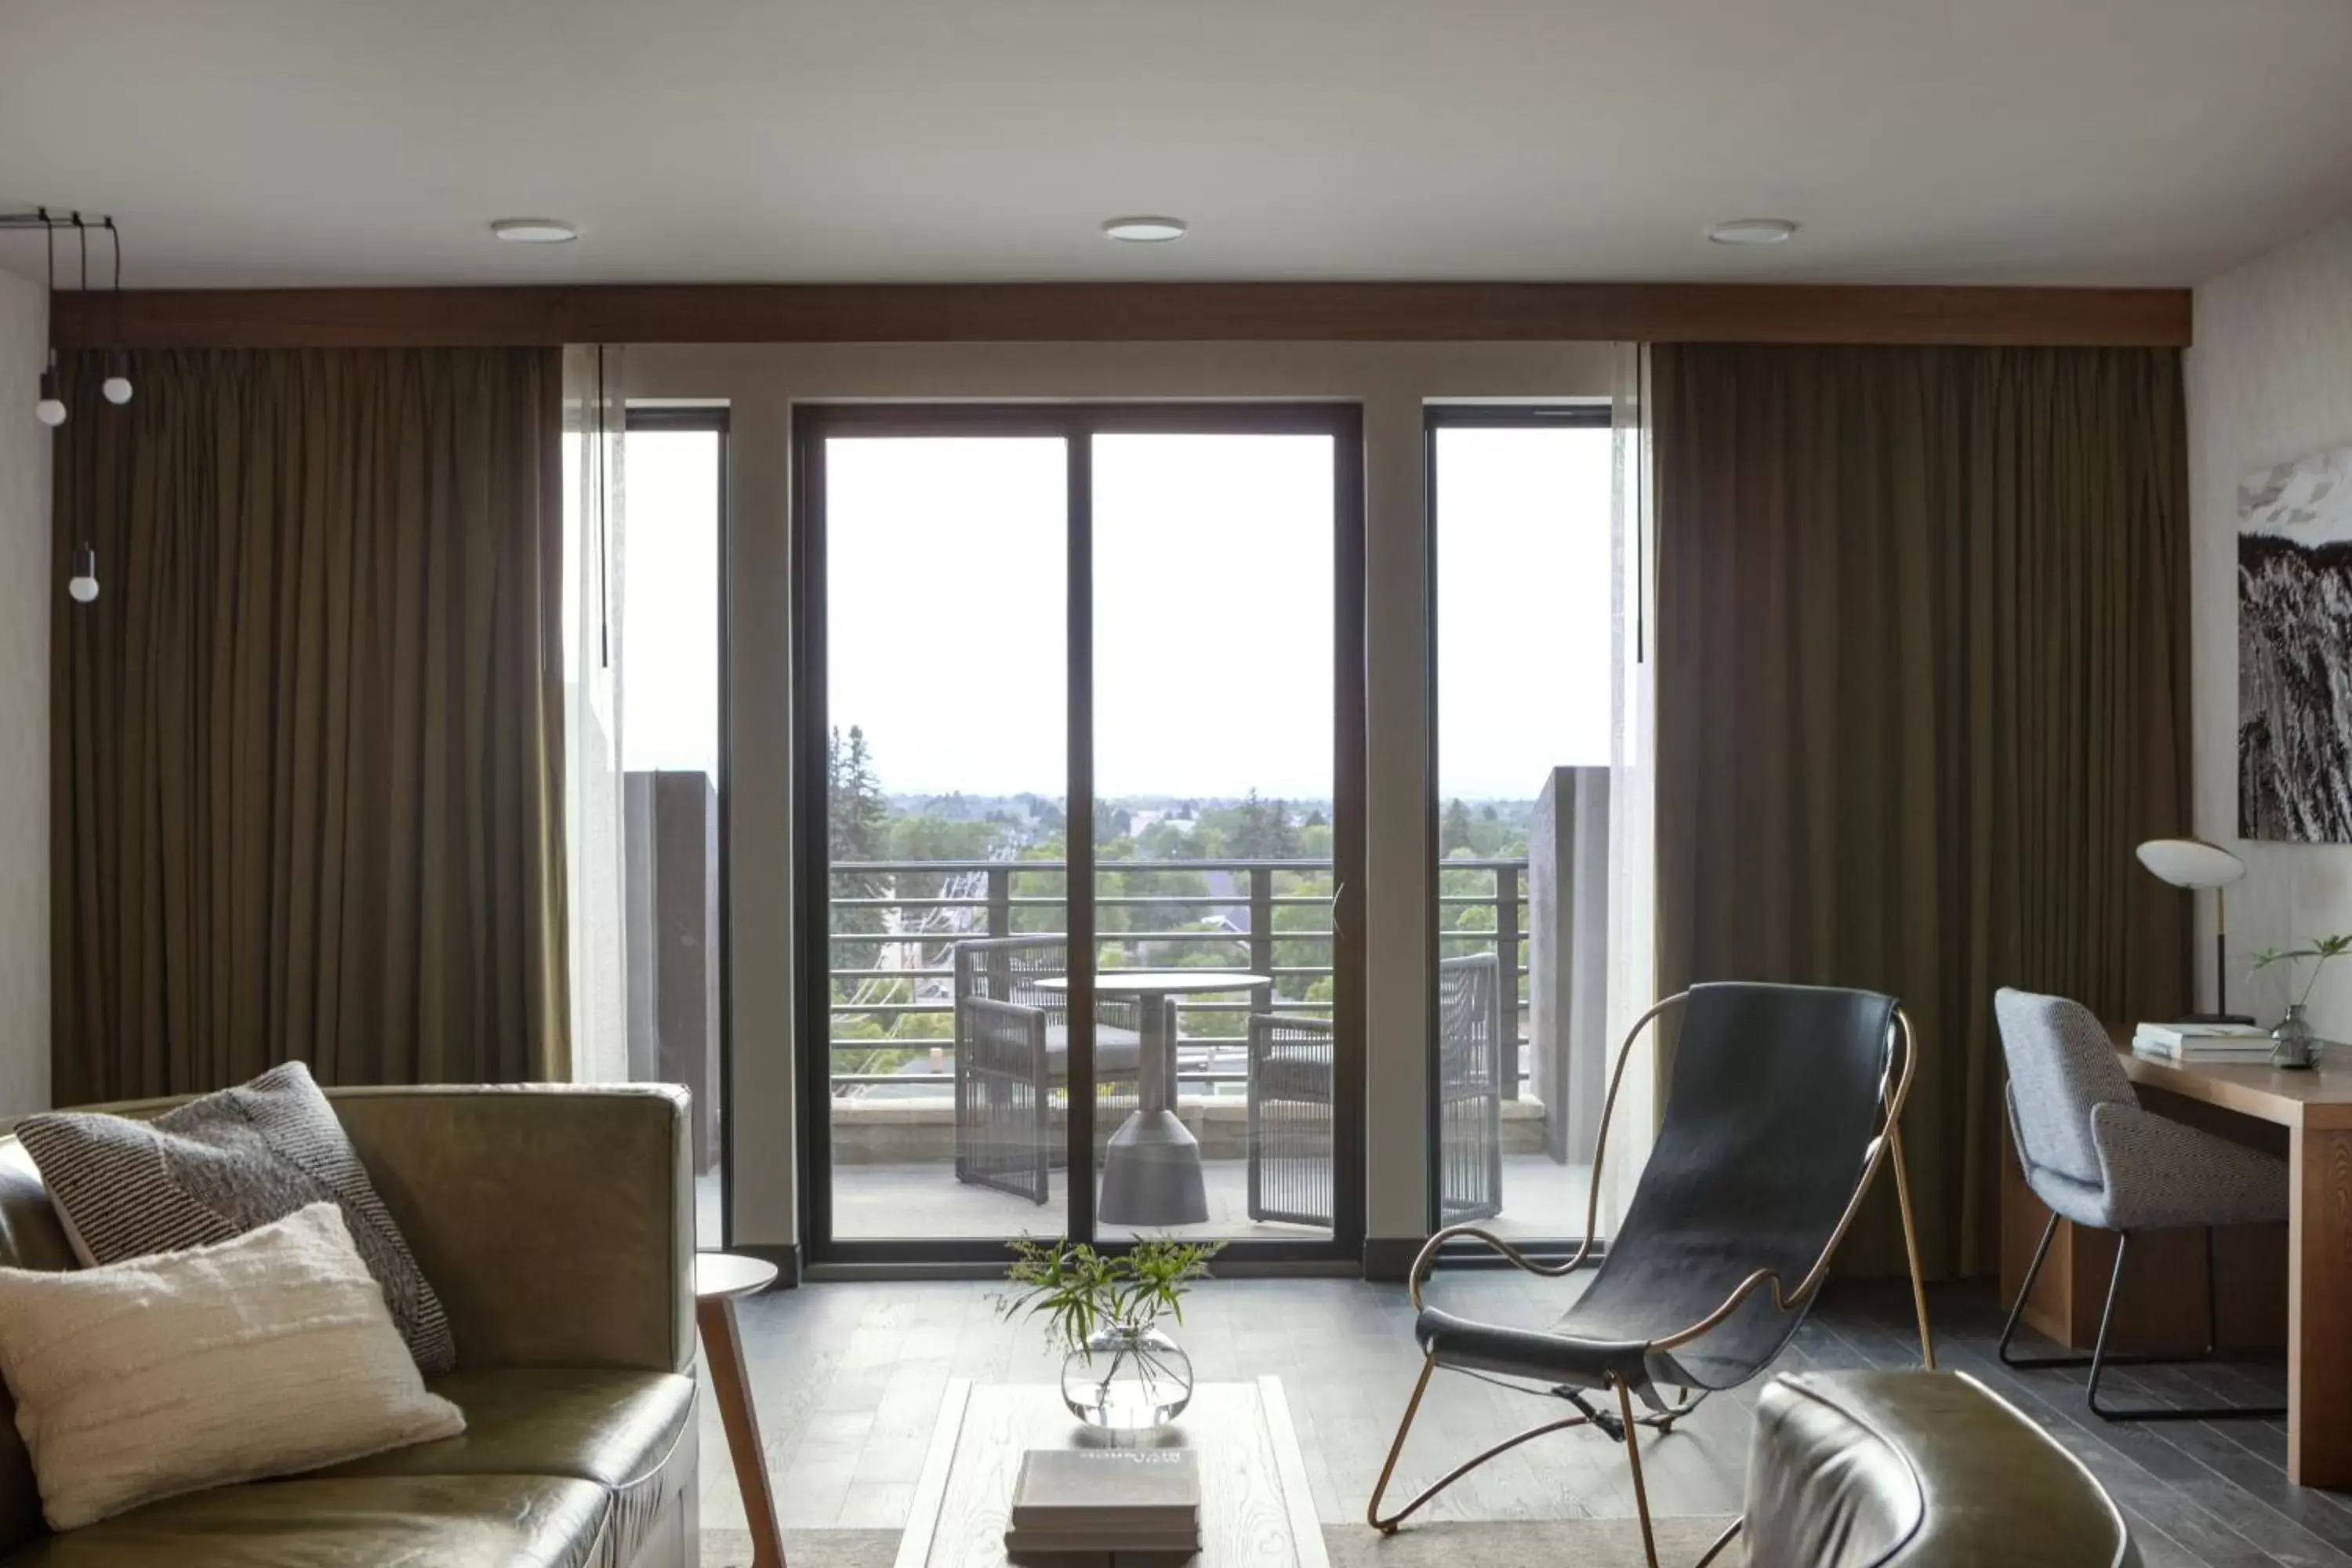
[{"left": 2240, "top": 441, "right": 2352, "bottom": 843}]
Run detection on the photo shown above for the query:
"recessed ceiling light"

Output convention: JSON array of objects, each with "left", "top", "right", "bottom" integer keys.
[
  {"left": 1102, "top": 216, "right": 1187, "bottom": 244},
  {"left": 491, "top": 218, "right": 579, "bottom": 245},
  {"left": 1707, "top": 217, "right": 1798, "bottom": 246}
]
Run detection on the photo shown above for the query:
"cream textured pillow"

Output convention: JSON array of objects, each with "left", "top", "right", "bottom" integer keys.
[{"left": 0, "top": 1201, "right": 465, "bottom": 1530}]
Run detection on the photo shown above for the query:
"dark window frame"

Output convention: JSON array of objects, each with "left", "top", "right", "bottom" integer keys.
[{"left": 791, "top": 401, "right": 1368, "bottom": 1270}]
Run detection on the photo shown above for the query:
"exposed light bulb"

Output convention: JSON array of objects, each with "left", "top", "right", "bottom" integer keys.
[
  {"left": 101, "top": 350, "right": 132, "bottom": 405},
  {"left": 67, "top": 543, "right": 99, "bottom": 604},
  {"left": 34, "top": 366, "right": 65, "bottom": 427}
]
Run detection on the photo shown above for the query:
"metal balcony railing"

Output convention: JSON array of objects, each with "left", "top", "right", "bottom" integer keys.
[{"left": 825, "top": 856, "right": 1531, "bottom": 1097}]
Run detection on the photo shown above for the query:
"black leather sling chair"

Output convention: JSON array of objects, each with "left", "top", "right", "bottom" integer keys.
[{"left": 1367, "top": 982, "right": 1937, "bottom": 1568}]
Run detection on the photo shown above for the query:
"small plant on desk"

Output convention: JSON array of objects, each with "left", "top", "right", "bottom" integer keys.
[
  {"left": 2251, "top": 935, "right": 2352, "bottom": 1009},
  {"left": 2251, "top": 935, "right": 2352, "bottom": 1069}
]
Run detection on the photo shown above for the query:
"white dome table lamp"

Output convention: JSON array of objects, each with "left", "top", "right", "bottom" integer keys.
[{"left": 2136, "top": 838, "right": 2255, "bottom": 1025}]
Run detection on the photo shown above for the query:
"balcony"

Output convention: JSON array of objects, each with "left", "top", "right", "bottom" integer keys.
[{"left": 823, "top": 808, "right": 1605, "bottom": 1241}]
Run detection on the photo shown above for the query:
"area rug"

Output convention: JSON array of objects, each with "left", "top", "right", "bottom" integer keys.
[{"left": 701, "top": 1517, "right": 1737, "bottom": 1565}]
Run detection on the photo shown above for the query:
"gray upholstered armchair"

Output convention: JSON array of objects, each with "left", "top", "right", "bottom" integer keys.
[{"left": 1994, "top": 987, "right": 2288, "bottom": 1420}]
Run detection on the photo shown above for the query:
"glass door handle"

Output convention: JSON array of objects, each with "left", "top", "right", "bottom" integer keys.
[{"left": 1329, "top": 880, "right": 1346, "bottom": 936}]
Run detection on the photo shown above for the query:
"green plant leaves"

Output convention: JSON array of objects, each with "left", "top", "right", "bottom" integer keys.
[
  {"left": 2247, "top": 935, "right": 2352, "bottom": 1008},
  {"left": 996, "top": 1236, "right": 1225, "bottom": 1356}
]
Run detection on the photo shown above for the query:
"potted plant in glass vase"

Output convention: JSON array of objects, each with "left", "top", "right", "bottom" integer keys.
[
  {"left": 999, "top": 1236, "right": 1221, "bottom": 1432},
  {"left": 2250, "top": 935, "right": 2352, "bottom": 1069}
]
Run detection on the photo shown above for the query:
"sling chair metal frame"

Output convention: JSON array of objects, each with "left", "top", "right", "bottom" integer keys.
[{"left": 1365, "top": 989, "right": 1937, "bottom": 1568}]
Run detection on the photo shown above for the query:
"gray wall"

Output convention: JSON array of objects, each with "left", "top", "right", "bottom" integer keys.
[
  {"left": 0, "top": 270, "right": 49, "bottom": 1116},
  {"left": 2186, "top": 217, "right": 2352, "bottom": 1037}
]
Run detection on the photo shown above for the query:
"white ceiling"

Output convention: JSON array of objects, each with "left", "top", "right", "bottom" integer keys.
[{"left": 2, "top": 0, "right": 2350, "bottom": 291}]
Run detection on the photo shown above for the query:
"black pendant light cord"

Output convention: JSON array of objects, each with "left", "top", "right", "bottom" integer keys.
[{"left": 41, "top": 209, "right": 56, "bottom": 352}]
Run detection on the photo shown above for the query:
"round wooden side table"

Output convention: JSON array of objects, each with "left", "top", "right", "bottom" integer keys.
[{"left": 695, "top": 1252, "right": 786, "bottom": 1568}]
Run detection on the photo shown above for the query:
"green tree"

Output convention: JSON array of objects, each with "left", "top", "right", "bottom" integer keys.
[
  {"left": 1440, "top": 797, "right": 1476, "bottom": 857},
  {"left": 1093, "top": 800, "right": 1134, "bottom": 844},
  {"left": 1228, "top": 789, "right": 1300, "bottom": 859},
  {"left": 826, "top": 724, "right": 894, "bottom": 992},
  {"left": 828, "top": 725, "right": 890, "bottom": 864}
]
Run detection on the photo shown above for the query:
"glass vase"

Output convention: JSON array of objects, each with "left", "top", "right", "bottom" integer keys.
[
  {"left": 2273, "top": 1003, "right": 2318, "bottom": 1070},
  {"left": 1060, "top": 1321, "right": 1194, "bottom": 1432}
]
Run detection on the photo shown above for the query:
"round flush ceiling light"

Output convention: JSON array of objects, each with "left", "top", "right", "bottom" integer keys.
[
  {"left": 491, "top": 218, "right": 579, "bottom": 244},
  {"left": 1707, "top": 217, "right": 1798, "bottom": 246},
  {"left": 1102, "top": 216, "right": 1187, "bottom": 243}
]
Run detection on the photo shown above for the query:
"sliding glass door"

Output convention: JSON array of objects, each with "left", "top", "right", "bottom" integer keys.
[
  {"left": 795, "top": 405, "right": 1365, "bottom": 1265},
  {"left": 1425, "top": 405, "right": 1614, "bottom": 1246}
]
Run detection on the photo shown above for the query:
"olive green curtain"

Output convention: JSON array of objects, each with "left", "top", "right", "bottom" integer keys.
[
  {"left": 50, "top": 348, "right": 568, "bottom": 1102},
  {"left": 1652, "top": 344, "right": 2190, "bottom": 1279}
]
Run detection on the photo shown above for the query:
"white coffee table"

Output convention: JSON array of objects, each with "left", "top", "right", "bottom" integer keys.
[{"left": 896, "top": 1378, "right": 1327, "bottom": 1567}]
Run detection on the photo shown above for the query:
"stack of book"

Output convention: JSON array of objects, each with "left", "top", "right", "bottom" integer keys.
[
  {"left": 2132, "top": 1021, "right": 2274, "bottom": 1062},
  {"left": 1003, "top": 1448, "right": 1201, "bottom": 1564}
]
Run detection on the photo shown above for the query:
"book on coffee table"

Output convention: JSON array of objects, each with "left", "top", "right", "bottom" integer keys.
[{"left": 1004, "top": 1448, "right": 1201, "bottom": 1560}]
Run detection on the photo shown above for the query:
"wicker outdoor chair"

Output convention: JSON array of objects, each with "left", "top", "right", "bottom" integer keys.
[
  {"left": 1437, "top": 951, "right": 1506, "bottom": 1225},
  {"left": 1240, "top": 956, "right": 1500, "bottom": 1230},
  {"left": 1246, "top": 1012, "right": 1335, "bottom": 1227},
  {"left": 1367, "top": 982, "right": 1936, "bottom": 1568},
  {"left": 950, "top": 936, "right": 1144, "bottom": 1204}
]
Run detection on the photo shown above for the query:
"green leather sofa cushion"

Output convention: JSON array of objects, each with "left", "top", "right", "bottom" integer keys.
[
  {"left": 1747, "top": 1370, "right": 2138, "bottom": 1566},
  {"left": 318, "top": 1368, "right": 692, "bottom": 1490},
  {"left": 2, "top": 1474, "right": 608, "bottom": 1568},
  {"left": 314, "top": 1367, "right": 694, "bottom": 1565}
]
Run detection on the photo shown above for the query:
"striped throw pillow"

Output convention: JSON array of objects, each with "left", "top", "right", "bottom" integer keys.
[{"left": 15, "top": 1062, "right": 455, "bottom": 1374}]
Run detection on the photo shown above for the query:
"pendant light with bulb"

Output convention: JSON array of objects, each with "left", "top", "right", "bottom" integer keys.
[
  {"left": 100, "top": 220, "right": 132, "bottom": 405},
  {"left": 6, "top": 205, "right": 140, "bottom": 604},
  {"left": 64, "top": 215, "right": 103, "bottom": 604},
  {"left": 67, "top": 545, "right": 100, "bottom": 604},
  {"left": 12, "top": 205, "right": 135, "bottom": 434},
  {"left": 8, "top": 206, "right": 136, "bottom": 604},
  {"left": 33, "top": 213, "right": 65, "bottom": 427}
]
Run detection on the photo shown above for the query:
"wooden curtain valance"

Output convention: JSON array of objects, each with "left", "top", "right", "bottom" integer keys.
[{"left": 49, "top": 280, "right": 2191, "bottom": 350}]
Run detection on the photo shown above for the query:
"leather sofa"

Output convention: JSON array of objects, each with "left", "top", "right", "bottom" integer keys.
[
  {"left": 1746, "top": 1370, "right": 2136, "bottom": 1566},
  {"left": 0, "top": 1083, "right": 700, "bottom": 1567}
]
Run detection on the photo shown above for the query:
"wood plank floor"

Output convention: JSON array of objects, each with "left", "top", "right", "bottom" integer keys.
[{"left": 694, "top": 1272, "right": 2347, "bottom": 1566}]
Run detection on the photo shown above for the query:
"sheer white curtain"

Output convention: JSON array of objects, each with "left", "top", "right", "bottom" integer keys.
[
  {"left": 561, "top": 346, "right": 630, "bottom": 1083},
  {"left": 1600, "top": 343, "right": 1659, "bottom": 1232}
]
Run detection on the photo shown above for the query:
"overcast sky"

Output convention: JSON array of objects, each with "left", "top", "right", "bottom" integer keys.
[
  {"left": 619, "top": 429, "right": 724, "bottom": 779},
  {"left": 615, "top": 422, "right": 1613, "bottom": 804}
]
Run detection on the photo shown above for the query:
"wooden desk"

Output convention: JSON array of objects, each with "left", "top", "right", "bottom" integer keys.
[
  {"left": 2006, "top": 1026, "right": 2352, "bottom": 1486},
  {"left": 2118, "top": 1038, "right": 2352, "bottom": 1486}
]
